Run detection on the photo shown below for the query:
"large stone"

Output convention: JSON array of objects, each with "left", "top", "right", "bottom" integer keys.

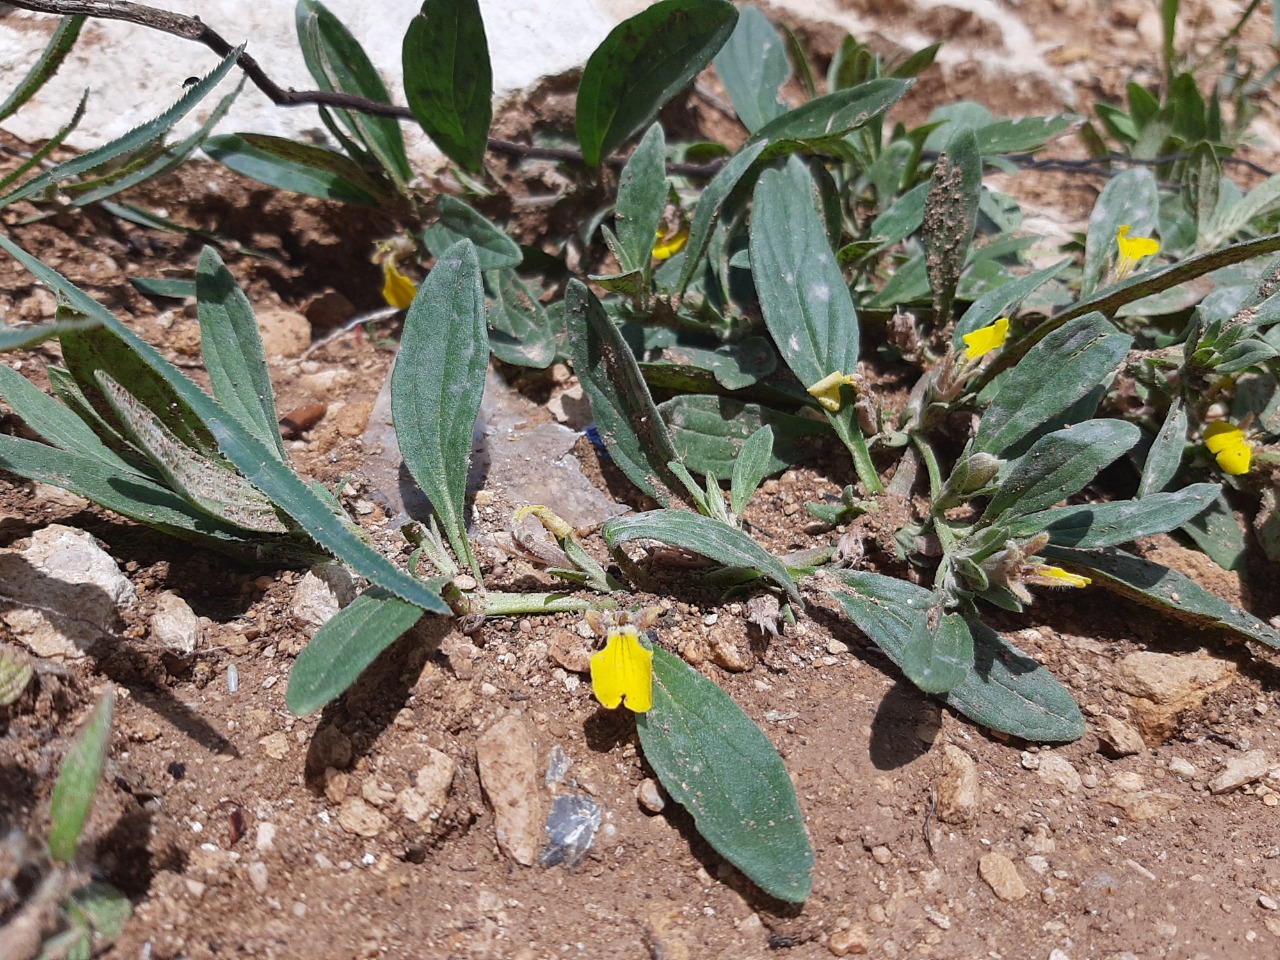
[
  {"left": 1098, "top": 790, "right": 1182, "bottom": 821},
  {"left": 935, "top": 745, "right": 979, "bottom": 825},
  {"left": 1113, "top": 652, "right": 1236, "bottom": 745},
  {"left": 1208, "top": 750, "right": 1272, "bottom": 795},
  {"left": 1036, "top": 753, "right": 1081, "bottom": 794},
  {"left": 0, "top": 525, "right": 135, "bottom": 659},
  {"left": 476, "top": 714, "right": 544, "bottom": 866}
]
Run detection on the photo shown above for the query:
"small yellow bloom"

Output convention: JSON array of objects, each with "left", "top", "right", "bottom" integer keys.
[
  {"left": 1204, "top": 421, "right": 1253, "bottom": 475},
  {"left": 652, "top": 223, "right": 689, "bottom": 260},
  {"left": 1026, "top": 564, "right": 1092, "bottom": 589},
  {"left": 1113, "top": 225, "right": 1159, "bottom": 282},
  {"left": 807, "top": 371, "right": 858, "bottom": 412},
  {"left": 382, "top": 262, "right": 417, "bottom": 309},
  {"left": 961, "top": 317, "right": 1009, "bottom": 361},
  {"left": 590, "top": 625, "right": 653, "bottom": 712}
]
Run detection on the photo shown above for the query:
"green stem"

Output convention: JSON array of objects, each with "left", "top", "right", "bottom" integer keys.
[
  {"left": 830, "top": 411, "right": 884, "bottom": 494},
  {"left": 480, "top": 592, "right": 616, "bottom": 617},
  {"left": 911, "top": 432, "right": 959, "bottom": 554}
]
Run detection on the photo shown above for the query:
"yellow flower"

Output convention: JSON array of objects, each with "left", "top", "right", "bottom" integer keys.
[
  {"left": 1204, "top": 421, "right": 1253, "bottom": 475},
  {"left": 1114, "top": 225, "right": 1159, "bottom": 281},
  {"left": 807, "top": 371, "right": 858, "bottom": 412},
  {"left": 1025, "top": 564, "right": 1092, "bottom": 589},
  {"left": 382, "top": 262, "right": 417, "bottom": 309},
  {"left": 961, "top": 317, "right": 1009, "bottom": 361},
  {"left": 652, "top": 223, "right": 689, "bottom": 260},
  {"left": 590, "top": 625, "right": 653, "bottom": 712}
]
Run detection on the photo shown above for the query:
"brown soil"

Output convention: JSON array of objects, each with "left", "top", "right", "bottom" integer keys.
[{"left": 5, "top": 2, "right": 1280, "bottom": 959}]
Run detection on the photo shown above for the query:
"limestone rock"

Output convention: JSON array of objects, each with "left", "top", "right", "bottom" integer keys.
[
  {"left": 399, "top": 748, "right": 456, "bottom": 823},
  {"left": 1036, "top": 753, "right": 1081, "bottom": 793},
  {"left": 337, "top": 797, "right": 389, "bottom": 838},
  {"left": 258, "top": 307, "right": 311, "bottom": 358},
  {"left": 1095, "top": 715, "right": 1145, "bottom": 757},
  {"left": 935, "top": 745, "right": 978, "bottom": 825},
  {"left": 476, "top": 714, "right": 544, "bottom": 866},
  {"left": 292, "top": 564, "right": 358, "bottom": 629},
  {"left": 1209, "top": 750, "right": 1271, "bottom": 795},
  {"left": 1113, "top": 652, "right": 1236, "bottom": 745},
  {"left": 150, "top": 590, "right": 201, "bottom": 654},
  {"left": 1098, "top": 790, "right": 1181, "bottom": 820},
  {"left": 0, "top": 524, "right": 135, "bottom": 659},
  {"left": 979, "top": 853, "right": 1027, "bottom": 901}
]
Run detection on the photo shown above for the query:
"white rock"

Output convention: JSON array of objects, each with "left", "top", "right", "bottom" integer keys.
[
  {"left": 291, "top": 564, "right": 358, "bottom": 629},
  {"left": 399, "top": 748, "right": 456, "bottom": 824},
  {"left": 246, "top": 861, "right": 269, "bottom": 894},
  {"left": 150, "top": 590, "right": 202, "bottom": 654},
  {"left": 1209, "top": 750, "right": 1271, "bottom": 795},
  {"left": 0, "top": 525, "right": 135, "bottom": 659},
  {"left": 1168, "top": 757, "right": 1197, "bottom": 778},
  {"left": 1037, "top": 753, "right": 1082, "bottom": 793}
]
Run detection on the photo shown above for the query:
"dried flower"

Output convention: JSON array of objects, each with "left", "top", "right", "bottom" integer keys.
[{"left": 807, "top": 371, "right": 859, "bottom": 412}]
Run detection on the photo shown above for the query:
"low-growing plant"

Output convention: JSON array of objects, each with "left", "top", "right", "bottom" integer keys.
[{"left": 6, "top": 0, "right": 1280, "bottom": 910}]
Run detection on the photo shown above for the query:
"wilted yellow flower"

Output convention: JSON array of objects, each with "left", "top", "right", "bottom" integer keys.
[
  {"left": 590, "top": 624, "right": 653, "bottom": 712},
  {"left": 652, "top": 223, "right": 689, "bottom": 260},
  {"left": 1114, "top": 225, "right": 1159, "bottom": 282},
  {"left": 382, "top": 262, "right": 417, "bottom": 309},
  {"left": 807, "top": 371, "right": 859, "bottom": 412},
  {"left": 1204, "top": 421, "right": 1253, "bottom": 475},
  {"left": 961, "top": 317, "right": 1009, "bottom": 361},
  {"left": 1025, "top": 564, "right": 1092, "bottom": 590}
]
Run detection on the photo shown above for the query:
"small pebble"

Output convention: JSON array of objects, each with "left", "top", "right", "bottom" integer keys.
[
  {"left": 1260, "top": 894, "right": 1279, "bottom": 911},
  {"left": 1168, "top": 757, "right": 1196, "bottom": 778},
  {"left": 871, "top": 845, "right": 892, "bottom": 865},
  {"left": 636, "top": 778, "right": 665, "bottom": 813},
  {"left": 979, "top": 852, "right": 1028, "bottom": 901},
  {"left": 827, "top": 924, "right": 870, "bottom": 956},
  {"left": 247, "top": 861, "right": 269, "bottom": 894}
]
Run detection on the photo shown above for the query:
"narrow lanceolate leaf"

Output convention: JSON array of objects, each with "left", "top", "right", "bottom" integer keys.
[
  {"left": 196, "top": 247, "right": 287, "bottom": 462},
  {"left": 975, "top": 313, "right": 1132, "bottom": 456},
  {"left": 286, "top": 588, "right": 426, "bottom": 715},
  {"left": 1009, "top": 483, "right": 1220, "bottom": 548},
  {"left": 902, "top": 611, "right": 973, "bottom": 695},
  {"left": 0, "top": 314, "right": 99, "bottom": 353},
  {"left": 0, "top": 15, "right": 84, "bottom": 124},
  {"left": 983, "top": 420, "right": 1141, "bottom": 520},
  {"left": 1042, "top": 545, "right": 1280, "bottom": 650},
  {"left": 49, "top": 687, "right": 115, "bottom": 863},
  {"left": 713, "top": 5, "right": 788, "bottom": 133},
  {"left": 96, "top": 372, "right": 291, "bottom": 534},
  {"left": 1138, "top": 400, "right": 1188, "bottom": 497},
  {"left": 203, "top": 133, "right": 388, "bottom": 205},
  {"left": 564, "top": 281, "right": 687, "bottom": 506},
  {"left": 677, "top": 139, "right": 767, "bottom": 294},
  {"left": 0, "top": 230, "right": 449, "bottom": 614},
  {"left": 636, "top": 647, "right": 813, "bottom": 902},
  {"left": 296, "top": 0, "right": 413, "bottom": 186},
  {"left": 422, "top": 195, "right": 521, "bottom": 270},
  {"left": 1081, "top": 166, "right": 1159, "bottom": 296},
  {"left": 576, "top": 0, "right": 738, "bottom": 167},
  {"left": 750, "top": 159, "right": 859, "bottom": 390},
  {"left": 953, "top": 259, "right": 1071, "bottom": 347},
  {"left": 603, "top": 509, "right": 801, "bottom": 607},
  {"left": 748, "top": 79, "right": 912, "bottom": 159},
  {"left": 729, "top": 426, "right": 773, "bottom": 516},
  {"left": 923, "top": 126, "right": 981, "bottom": 324},
  {"left": 828, "top": 571, "right": 1084, "bottom": 742},
  {"left": 392, "top": 239, "right": 487, "bottom": 577},
  {"left": 402, "top": 0, "right": 492, "bottom": 173},
  {"left": 614, "top": 123, "right": 667, "bottom": 274}
]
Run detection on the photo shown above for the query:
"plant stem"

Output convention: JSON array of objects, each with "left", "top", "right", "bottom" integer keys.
[
  {"left": 480, "top": 592, "right": 615, "bottom": 617},
  {"left": 830, "top": 413, "right": 884, "bottom": 494}
]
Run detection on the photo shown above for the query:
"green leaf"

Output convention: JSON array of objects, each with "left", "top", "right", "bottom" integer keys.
[
  {"left": 902, "top": 611, "right": 973, "bottom": 695},
  {"left": 1041, "top": 544, "right": 1280, "bottom": 649},
  {"left": 923, "top": 126, "right": 981, "bottom": 323},
  {"left": 49, "top": 687, "right": 114, "bottom": 862},
  {"left": 1082, "top": 167, "right": 1159, "bottom": 296},
  {"left": 0, "top": 647, "right": 34, "bottom": 707},
  {"left": 1138, "top": 400, "right": 1187, "bottom": 497},
  {"left": 402, "top": 0, "right": 492, "bottom": 173},
  {"left": 729, "top": 425, "right": 773, "bottom": 516},
  {"left": 637, "top": 646, "right": 813, "bottom": 902},
  {"left": 603, "top": 509, "right": 801, "bottom": 607},
  {"left": 1182, "top": 492, "right": 1246, "bottom": 572},
  {"left": 196, "top": 247, "right": 288, "bottom": 461},
  {"left": 0, "top": 14, "right": 84, "bottom": 123},
  {"left": 392, "top": 239, "right": 487, "bottom": 577},
  {"left": 576, "top": 0, "right": 738, "bottom": 167},
  {"left": 1009, "top": 483, "right": 1220, "bottom": 548},
  {"left": 828, "top": 571, "right": 1085, "bottom": 742},
  {"left": 286, "top": 588, "right": 426, "bottom": 715},
  {"left": 423, "top": 195, "right": 521, "bottom": 270},
  {"left": 975, "top": 313, "right": 1132, "bottom": 456},
  {"left": 659, "top": 394, "right": 828, "bottom": 477},
  {"left": 564, "top": 281, "right": 686, "bottom": 506},
  {"left": 203, "top": 133, "right": 388, "bottom": 205},
  {"left": 984, "top": 419, "right": 1141, "bottom": 520},
  {"left": 614, "top": 123, "right": 667, "bottom": 273},
  {"left": 713, "top": 5, "right": 789, "bottom": 133},
  {"left": 487, "top": 271, "right": 558, "bottom": 369},
  {"left": 748, "top": 79, "right": 911, "bottom": 158},
  {"left": 0, "top": 314, "right": 99, "bottom": 352},
  {"left": 66, "top": 881, "right": 131, "bottom": 940},
  {"left": 129, "top": 277, "right": 197, "bottom": 300},
  {"left": 970, "top": 113, "right": 1081, "bottom": 154},
  {"left": 677, "top": 140, "right": 767, "bottom": 294},
  {"left": 0, "top": 230, "right": 449, "bottom": 614},
  {"left": 296, "top": 0, "right": 413, "bottom": 186}
]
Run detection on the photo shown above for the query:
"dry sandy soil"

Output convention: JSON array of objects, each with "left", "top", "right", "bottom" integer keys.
[{"left": 4, "top": 1, "right": 1280, "bottom": 959}]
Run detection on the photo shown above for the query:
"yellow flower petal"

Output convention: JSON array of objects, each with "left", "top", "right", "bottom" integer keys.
[
  {"left": 590, "top": 626, "right": 653, "bottom": 712},
  {"left": 1204, "top": 421, "right": 1252, "bottom": 475},
  {"left": 652, "top": 223, "right": 689, "bottom": 261},
  {"left": 1113, "top": 225, "right": 1159, "bottom": 282},
  {"left": 382, "top": 262, "right": 417, "bottom": 309},
  {"left": 961, "top": 316, "right": 1009, "bottom": 361},
  {"left": 1031, "top": 565, "right": 1091, "bottom": 589},
  {"left": 807, "top": 371, "right": 858, "bottom": 412}
]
